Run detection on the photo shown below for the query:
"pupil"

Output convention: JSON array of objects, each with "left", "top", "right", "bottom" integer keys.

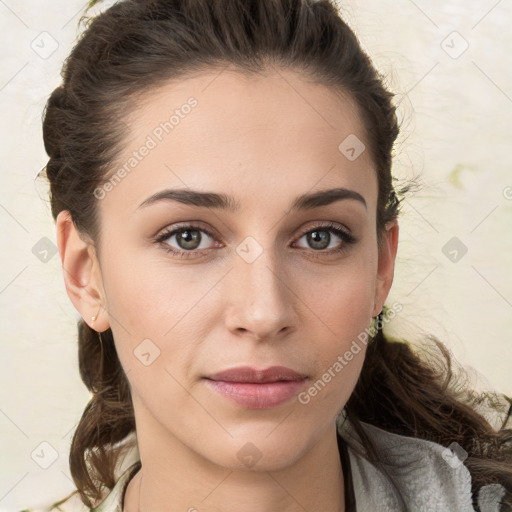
[
  {"left": 178, "top": 229, "right": 200, "bottom": 249},
  {"left": 309, "top": 230, "right": 329, "bottom": 249}
]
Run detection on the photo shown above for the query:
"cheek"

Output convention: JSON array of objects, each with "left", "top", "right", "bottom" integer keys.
[
  {"left": 293, "top": 245, "right": 377, "bottom": 336},
  {"left": 101, "top": 246, "right": 212, "bottom": 335},
  {"left": 100, "top": 249, "right": 224, "bottom": 386},
  {"left": 292, "top": 251, "right": 376, "bottom": 408}
]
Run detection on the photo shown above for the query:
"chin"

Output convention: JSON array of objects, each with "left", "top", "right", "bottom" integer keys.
[{"left": 202, "top": 432, "right": 313, "bottom": 473}]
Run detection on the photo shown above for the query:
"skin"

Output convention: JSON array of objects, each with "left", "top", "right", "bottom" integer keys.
[{"left": 56, "top": 67, "right": 399, "bottom": 512}]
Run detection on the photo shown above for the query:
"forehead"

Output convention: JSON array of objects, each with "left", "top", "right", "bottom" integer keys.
[{"left": 100, "top": 67, "right": 377, "bottom": 217}]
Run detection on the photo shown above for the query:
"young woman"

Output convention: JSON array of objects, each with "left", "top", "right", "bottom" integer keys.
[{"left": 23, "top": 0, "right": 512, "bottom": 510}]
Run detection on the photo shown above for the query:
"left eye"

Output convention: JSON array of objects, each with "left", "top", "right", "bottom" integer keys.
[{"left": 294, "top": 227, "right": 349, "bottom": 251}]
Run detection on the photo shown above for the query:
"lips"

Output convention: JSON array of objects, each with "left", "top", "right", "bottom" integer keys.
[
  {"left": 203, "top": 366, "right": 308, "bottom": 409},
  {"left": 205, "top": 365, "right": 307, "bottom": 383}
]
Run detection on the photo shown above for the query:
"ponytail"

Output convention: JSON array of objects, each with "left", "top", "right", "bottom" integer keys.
[{"left": 69, "top": 322, "right": 135, "bottom": 506}]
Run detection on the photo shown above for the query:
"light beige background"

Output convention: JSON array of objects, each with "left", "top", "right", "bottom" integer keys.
[{"left": 1, "top": 0, "right": 511, "bottom": 509}]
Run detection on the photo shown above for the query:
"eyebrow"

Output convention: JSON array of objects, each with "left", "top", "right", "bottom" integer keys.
[{"left": 137, "top": 187, "right": 367, "bottom": 212}]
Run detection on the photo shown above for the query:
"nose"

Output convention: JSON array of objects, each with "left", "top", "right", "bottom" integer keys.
[{"left": 224, "top": 243, "right": 297, "bottom": 341}]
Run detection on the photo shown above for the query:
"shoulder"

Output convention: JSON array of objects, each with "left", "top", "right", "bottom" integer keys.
[
  {"left": 338, "top": 417, "right": 506, "bottom": 512},
  {"left": 348, "top": 421, "right": 475, "bottom": 511},
  {"left": 20, "top": 434, "right": 141, "bottom": 512}
]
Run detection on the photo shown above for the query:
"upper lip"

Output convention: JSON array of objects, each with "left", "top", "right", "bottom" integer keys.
[{"left": 205, "top": 365, "right": 307, "bottom": 383}]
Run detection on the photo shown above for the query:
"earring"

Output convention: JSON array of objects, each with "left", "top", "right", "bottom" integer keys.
[
  {"left": 369, "top": 309, "right": 384, "bottom": 343},
  {"left": 375, "top": 309, "right": 384, "bottom": 330},
  {"left": 91, "top": 305, "right": 102, "bottom": 326}
]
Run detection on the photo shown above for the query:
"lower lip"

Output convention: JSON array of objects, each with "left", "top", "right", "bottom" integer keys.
[{"left": 204, "top": 379, "right": 307, "bottom": 409}]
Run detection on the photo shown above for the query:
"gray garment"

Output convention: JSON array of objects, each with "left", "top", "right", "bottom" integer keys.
[{"left": 338, "top": 416, "right": 506, "bottom": 512}]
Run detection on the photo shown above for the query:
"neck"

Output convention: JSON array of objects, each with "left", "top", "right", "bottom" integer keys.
[{"left": 123, "top": 417, "right": 345, "bottom": 512}]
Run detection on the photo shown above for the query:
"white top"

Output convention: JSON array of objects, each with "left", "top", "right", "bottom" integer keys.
[{"left": 21, "top": 416, "right": 506, "bottom": 512}]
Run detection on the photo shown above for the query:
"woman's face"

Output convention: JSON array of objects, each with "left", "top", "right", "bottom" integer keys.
[{"left": 61, "top": 67, "right": 398, "bottom": 471}]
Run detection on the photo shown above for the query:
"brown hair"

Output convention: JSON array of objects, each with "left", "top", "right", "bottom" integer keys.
[{"left": 41, "top": 0, "right": 512, "bottom": 509}]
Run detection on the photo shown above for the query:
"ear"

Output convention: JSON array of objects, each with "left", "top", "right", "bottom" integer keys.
[
  {"left": 55, "top": 210, "right": 110, "bottom": 332},
  {"left": 372, "top": 218, "right": 399, "bottom": 317}
]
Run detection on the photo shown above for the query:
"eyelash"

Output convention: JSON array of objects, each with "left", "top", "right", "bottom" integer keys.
[{"left": 153, "top": 221, "right": 357, "bottom": 259}]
